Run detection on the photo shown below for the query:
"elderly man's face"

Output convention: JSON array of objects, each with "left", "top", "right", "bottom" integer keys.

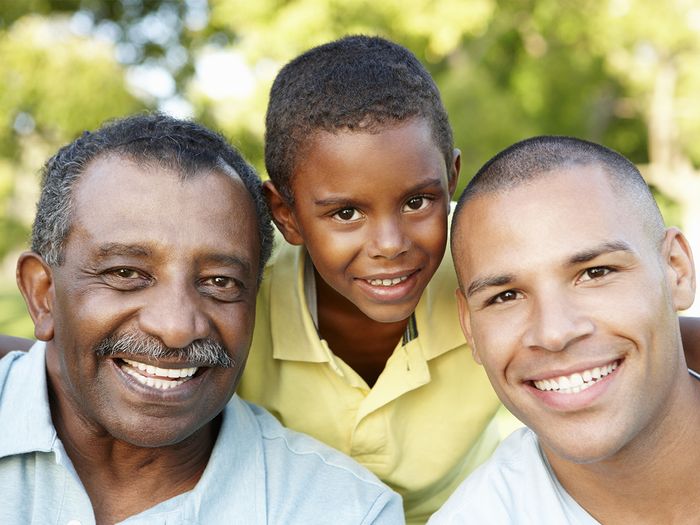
[
  {"left": 453, "top": 165, "right": 695, "bottom": 464},
  {"left": 44, "top": 155, "right": 259, "bottom": 447}
]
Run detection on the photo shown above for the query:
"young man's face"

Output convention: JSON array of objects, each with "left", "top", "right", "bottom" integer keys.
[
  {"left": 453, "top": 165, "right": 695, "bottom": 464},
  {"left": 274, "top": 118, "right": 458, "bottom": 323},
  {"left": 33, "top": 155, "right": 260, "bottom": 447}
]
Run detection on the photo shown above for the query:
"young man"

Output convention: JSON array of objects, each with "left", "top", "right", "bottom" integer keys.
[
  {"left": 431, "top": 136, "right": 700, "bottom": 524},
  {"left": 0, "top": 113, "right": 403, "bottom": 524}
]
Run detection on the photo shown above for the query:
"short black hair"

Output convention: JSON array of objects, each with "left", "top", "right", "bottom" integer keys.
[
  {"left": 32, "top": 113, "right": 274, "bottom": 281},
  {"left": 265, "top": 34, "right": 454, "bottom": 204},
  {"left": 452, "top": 135, "right": 665, "bottom": 257}
]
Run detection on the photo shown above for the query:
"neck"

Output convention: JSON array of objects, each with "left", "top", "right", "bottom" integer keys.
[
  {"left": 314, "top": 269, "right": 408, "bottom": 387},
  {"left": 546, "top": 371, "right": 700, "bottom": 524},
  {"left": 46, "top": 352, "right": 217, "bottom": 524}
]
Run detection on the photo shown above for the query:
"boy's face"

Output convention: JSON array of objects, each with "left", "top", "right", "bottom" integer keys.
[
  {"left": 270, "top": 118, "right": 459, "bottom": 323},
  {"left": 453, "top": 166, "right": 695, "bottom": 464}
]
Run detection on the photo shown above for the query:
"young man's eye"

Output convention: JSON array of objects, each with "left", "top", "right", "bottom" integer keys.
[
  {"left": 489, "top": 290, "right": 521, "bottom": 305},
  {"left": 403, "top": 196, "right": 430, "bottom": 212},
  {"left": 578, "top": 266, "right": 613, "bottom": 283},
  {"left": 332, "top": 207, "right": 362, "bottom": 222}
]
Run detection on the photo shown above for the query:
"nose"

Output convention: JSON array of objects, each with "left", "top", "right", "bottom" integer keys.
[
  {"left": 367, "top": 217, "right": 410, "bottom": 260},
  {"left": 522, "top": 291, "right": 594, "bottom": 352},
  {"left": 138, "top": 278, "right": 211, "bottom": 349}
]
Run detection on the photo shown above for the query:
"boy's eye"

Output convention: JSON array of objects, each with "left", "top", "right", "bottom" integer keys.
[
  {"left": 403, "top": 196, "right": 430, "bottom": 212},
  {"left": 578, "top": 266, "right": 613, "bottom": 283},
  {"left": 332, "top": 207, "right": 362, "bottom": 222}
]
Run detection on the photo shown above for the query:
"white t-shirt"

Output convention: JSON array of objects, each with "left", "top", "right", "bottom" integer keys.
[{"left": 428, "top": 427, "right": 599, "bottom": 525}]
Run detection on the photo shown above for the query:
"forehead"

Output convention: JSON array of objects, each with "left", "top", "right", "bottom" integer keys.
[
  {"left": 291, "top": 119, "right": 447, "bottom": 196},
  {"left": 455, "top": 166, "right": 652, "bottom": 277},
  {"left": 67, "top": 155, "right": 259, "bottom": 269}
]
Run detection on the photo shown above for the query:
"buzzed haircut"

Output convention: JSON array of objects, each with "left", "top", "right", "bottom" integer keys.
[
  {"left": 264, "top": 34, "right": 454, "bottom": 204},
  {"left": 32, "top": 113, "right": 274, "bottom": 281},
  {"left": 452, "top": 135, "right": 665, "bottom": 253}
]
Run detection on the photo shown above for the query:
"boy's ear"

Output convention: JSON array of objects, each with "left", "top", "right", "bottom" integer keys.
[
  {"left": 448, "top": 148, "right": 461, "bottom": 199},
  {"left": 262, "top": 180, "right": 305, "bottom": 246},
  {"left": 662, "top": 227, "right": 696, "bottom": 311},
  {"left": 456, "top": 287, "right": 482, "bottom": 365},
  {"left": 16, "top": 252, "right": 55, "bottom": 341}
]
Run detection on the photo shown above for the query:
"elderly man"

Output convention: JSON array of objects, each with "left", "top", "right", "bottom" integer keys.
[
  {"left": 0, "top": 114, "right": 403, "bottom": 524},
  {"left": 431, "top": 136, "right": 700, "bottom": 524}
]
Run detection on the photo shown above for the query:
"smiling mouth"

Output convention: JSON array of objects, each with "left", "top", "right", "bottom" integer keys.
[
  {"left": 532, "top": 360, "right": 620, "bottom": 394},
  {"left": 365, "top": 275, "right": 409, "bottom": 287},
  {"left": 118, "top": 358, "right": 199, "bottom": 390}
]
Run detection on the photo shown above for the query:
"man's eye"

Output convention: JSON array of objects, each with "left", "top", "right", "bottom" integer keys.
[
  {"left": 103, "top": 268, "right": 150, "bottom": 290},
  {"left": 208, "top": 276, "right": 236, "bottom": 288},
  {"left": 490, "top": 290, "right": 521, "bottom": 304},
  {"left": 332, "top": 208, "right": 361, "bottom": 222},
  {"left": 579, "top": 267, "right": 613, "bottom": 282},
  {"left": 112, "top": 268, "right": 140, "bottom": 279},
  {"left": 403, "top": 196, "right": 430, "bottom": 212}
]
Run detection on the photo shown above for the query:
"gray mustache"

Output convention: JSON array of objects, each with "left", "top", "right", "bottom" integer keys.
[{"left": 94, "top": 331, "right": 236, "bottom": 368}]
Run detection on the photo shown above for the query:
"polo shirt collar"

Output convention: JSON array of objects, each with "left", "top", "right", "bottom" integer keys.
[
  {"left": 0, "top": 341, "right": 57, "bottom": 458},
  {"left": 270, "top": 243, "right": 332, "bottom": 363}
]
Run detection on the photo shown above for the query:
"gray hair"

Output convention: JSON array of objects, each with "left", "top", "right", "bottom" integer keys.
[{"left": 31, "top": 113, "right": 273, "bottom": 281}]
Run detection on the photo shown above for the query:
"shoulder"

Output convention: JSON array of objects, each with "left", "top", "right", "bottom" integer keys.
[
  {"left": 428, "top": 428, "right": 558, "bottom": 524},
  {"left": 246, "top": 401, "right": 405, "bottom": 524},
  {"left": 0, "top": 344, "right": 42, "bottom": 395}
]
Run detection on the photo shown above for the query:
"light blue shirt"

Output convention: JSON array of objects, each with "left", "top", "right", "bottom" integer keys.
[
  {"left": 427, "top": 427, "right": 599, "bottom": 525},
  {"left": 0, "top": 342, "right": 404, "bottom": 524}
]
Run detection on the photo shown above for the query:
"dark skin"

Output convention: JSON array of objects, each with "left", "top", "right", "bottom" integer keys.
[
  {"left": 315, "top": 268, "right": 404, "bottom": 386},
  {"left": 13, "top": 158, "right": 260, "bottom": 524}
]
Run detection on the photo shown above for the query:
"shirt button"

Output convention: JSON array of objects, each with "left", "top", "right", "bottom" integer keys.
[{"left": 67, "top": 520, "right": 82, "bottom": 525}]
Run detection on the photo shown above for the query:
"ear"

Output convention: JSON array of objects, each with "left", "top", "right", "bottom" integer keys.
[
  {"left": 262, "top": 180, "right": 305, "bottom": 246},
  {"left": 456, "top": 287, "right": 482, "bottom": 364},
  {"left": 662, "top": 227, "right": 696, "bottom": 311},
  {"left": 447, "top": 148, "right": 461, "bottom": 199},
  {"left": 16, "top": 252, "right": 55, "bottom": 341}
]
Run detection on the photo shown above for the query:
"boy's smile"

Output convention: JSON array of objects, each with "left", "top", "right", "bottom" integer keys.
[{"left": 270, "top": 118, "right": 459, "bottom": 324}]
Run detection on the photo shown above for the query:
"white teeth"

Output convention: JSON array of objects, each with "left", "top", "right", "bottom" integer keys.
[
  {"left": 123, "top": 367, "right": 188, "bottom": 389},
  {"left": 120, "top": 358, "right": 198, "bottom": 389},
  {"left": 533, "top": 361, "right": 618, "bottom": 394},
  {"left": 122, "top": 358, "right": 197, "bottom": 379},
  {"left": 367, "top": 276, "right": 408, "bottom": 287}
]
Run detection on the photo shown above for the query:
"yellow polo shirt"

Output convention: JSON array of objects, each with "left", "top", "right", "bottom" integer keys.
[{"left": 238, "top": 236, "right": 515, "bottom": 524}]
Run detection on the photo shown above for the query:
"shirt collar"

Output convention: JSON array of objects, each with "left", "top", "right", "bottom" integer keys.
[{"left": 0, "top": 341, "right": 57, "bottom": 458}]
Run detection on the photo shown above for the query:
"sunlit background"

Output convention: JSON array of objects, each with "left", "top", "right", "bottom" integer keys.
[{"left": 2, "top": 0, "right": 700, "bottom": 337}]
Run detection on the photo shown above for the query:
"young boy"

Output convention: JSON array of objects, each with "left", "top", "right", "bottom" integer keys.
[
  {"left": 3, "top": 36, "right": 700, "bottom": 523},
  {"left": 238, "top": 36, "right": 507, "bottom": 523}
]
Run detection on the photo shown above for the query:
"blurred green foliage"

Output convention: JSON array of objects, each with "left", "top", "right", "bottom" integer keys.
[{"left": 2, "top": 0, "right": 700, "bottom": 335}]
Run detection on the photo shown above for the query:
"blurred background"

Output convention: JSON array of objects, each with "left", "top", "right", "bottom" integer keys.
[{"left": 2, "top": 0, "right": 700, "bottom": 337}]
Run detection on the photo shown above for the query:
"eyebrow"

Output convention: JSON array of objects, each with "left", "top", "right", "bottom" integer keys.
[
  {"left": 466, "top": 274, "right": 515, "bottom": 298},
  {"left": 566, "top": 240, "right": 634, "bottom": 265},
  {"left": 465, "top": 240, "right": 635, "bottom": 298},
  {"left": 202, "top": 253, "right": 253, "bottom": 276},
  {"left": 313, "top": 177, "right": 444, "bottom": 207},
  {"left": 97, "top": 243, "right": 151, "bottom": 258},
  {"left": 95, "top": 244, "right": 253, "bottom": 275}
]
